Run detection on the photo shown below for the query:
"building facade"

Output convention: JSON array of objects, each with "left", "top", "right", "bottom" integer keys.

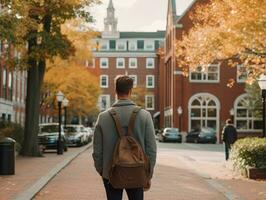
[
  {"left": 160, "top": 0, "right": 262, "bottom": 142},
  {"left": 92, "top": 0, "right": 165, "bottom": 118},
  {"left": 0, "top": 42, "right": 27, "bottom": 125}
]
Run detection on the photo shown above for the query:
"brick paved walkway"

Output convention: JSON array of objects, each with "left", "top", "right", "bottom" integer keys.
[
  {"left": 34, "top": 149, "right": 226, "bottom": 200},
  {"left": 0, "top": 145, "right": 90, "bottom": 200}
]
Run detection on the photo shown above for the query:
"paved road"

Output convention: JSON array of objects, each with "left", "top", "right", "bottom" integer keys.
[{"left": 34, "top": 143, "right": 266, "bottom": 200}]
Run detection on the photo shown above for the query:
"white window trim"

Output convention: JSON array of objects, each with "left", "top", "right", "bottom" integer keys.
[
  {"left": 129, "top": 41, "right": 137, "bottom": 51},
  {"left": 100, "top": 75, "right": 109, "bottom": 88},
  {"left": 146, "top": 75, "right": 155, "bottom": 88},
  {"left": 188, "top": 93, "right": 220, "bottom": 133},
  {"left": 129, "top": 75, "right": 137, "bottom": 88},
  {"left": 146, "top": 58, "right": 155, "bottom": 69},
  {"left": 234, "top": 94, "right": 262, "bottom": 132},
  {"left": 189, "top": 64, "right": 220, "bottom": 83},
  {"left": 145, "top": 41, "right": 155, "bottom": 51},
  {"left": 129, "top": 58, "right": 138, "bottom": 69},
  {"left": 236, "top": 64, "right": 247, "bottom": 83},
  {"left": 116, "top": 42, "right": 126, "bottom": 51},
  {"left": 99, "top": 95, "right": 110, "bottom": 111},
  {"left": 100, "top": 58, "right": 109, "bottom": 69},
  {"left": 145, "top": 95, "right": 155, "bottom": 110},
  {"left": 116, "top": 58, "right": 125, "bottom": 69}
]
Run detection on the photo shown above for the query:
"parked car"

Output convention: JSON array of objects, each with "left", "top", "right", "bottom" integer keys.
[
  {"left": 84, "top": 127, "right": 94, "bottom": 142},
  {"left": 158, "top": 128, "right": 182, "bottom": 143},
  {"left": 38, "top": 123, "right": 68, "bottom": 152},
  {"left": 186, "top": 127, "right": 217, "bottom": 144},
  {"left": 64, "top": 125, "right": 88, "bottom": 146}
]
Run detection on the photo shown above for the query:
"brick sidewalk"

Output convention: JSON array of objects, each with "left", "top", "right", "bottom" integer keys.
[
  {"left": 34, "top": 149, "right": 226, "bottom": 200},
  {"left": 0, "top": 145, "right": 91, "bottom": 200}
]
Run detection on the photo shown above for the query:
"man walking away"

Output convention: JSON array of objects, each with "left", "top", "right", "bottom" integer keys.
[
  {"left": 92, "top": 75, "right": 157, "bottom": 200},
  {"left": 222, "top": 119, "right": 238, "bottom": 161}
]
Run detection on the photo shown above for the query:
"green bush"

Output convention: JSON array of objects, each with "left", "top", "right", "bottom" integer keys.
[
  {"left": 231, "top": 137, "right": 266, "bottom": 170},
  {"left": 0, "top": 121, "right": 24, "bottom": 152}
]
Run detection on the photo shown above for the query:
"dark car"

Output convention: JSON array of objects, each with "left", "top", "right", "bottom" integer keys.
[
  {"left": 186, "top": 127, "right": 217, "bottom": 144},
  {"left": 38, "top": 123, "right": 68, "bottom": 152},
  {"left": 158, "top": 128, "right": 182, "bottom": 143}
]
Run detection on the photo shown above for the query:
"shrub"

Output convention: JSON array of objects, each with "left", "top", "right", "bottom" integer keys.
[
  {"left": 0, "top": 121, "right": 24, "bottom": 152},
  {"left": 231, "top": 137, "right": 266, "bottom": 170}
]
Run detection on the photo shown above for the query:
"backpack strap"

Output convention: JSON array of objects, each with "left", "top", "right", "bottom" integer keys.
[
  {"left": 109, "top": 109, "right": 125, "bottom": 138},
  {"left": 128, "top": 107, "right": 142, "bottom": 136}
]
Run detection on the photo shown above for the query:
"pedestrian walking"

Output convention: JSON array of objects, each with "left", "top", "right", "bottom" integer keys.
[
  {"left": 222, "top": 119, "right": 238, "bottom": 161},
  {"left": 92, "top": 75, "right": 157, "bottom": 200}
]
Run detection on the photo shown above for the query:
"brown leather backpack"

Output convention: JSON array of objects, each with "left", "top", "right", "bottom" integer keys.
[{"left": 108, "top": 107, "right": 150, "bottom": 189}]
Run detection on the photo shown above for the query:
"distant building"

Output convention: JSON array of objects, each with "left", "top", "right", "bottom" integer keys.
[
  {"left": 91, "top": 0, "right": 165, "bottom": 118},
  {"left": 160, "top": 0, "right": 261, "bottom": 141},
  {"left": 0, "top": 42, "right": 27, "bottom": 126}
]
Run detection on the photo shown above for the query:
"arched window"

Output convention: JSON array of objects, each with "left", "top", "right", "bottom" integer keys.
[
  {"left": 189, "top": 93, "right": 220, "bottom": 131},
  {"left": 234, "top": 94, "right": 262, "bottom": 131}
]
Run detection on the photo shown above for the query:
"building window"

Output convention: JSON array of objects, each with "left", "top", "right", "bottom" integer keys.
[
  {"left": 129, "top": 75, "right": 137, "bottom": 88},
  {"left": 190, "top": 64, "right": 220, "bottom": 82},
  {"left": 145, "top": 41, "right": 154, "bottom": 50},
  {"left": 129, "top": 58, "right": 137, "bottom": 69},
  {"left": 86, "top": 58, "right": 95, "bottom": 68},
  {"left": 2, "top": 68, "right": 7, "bottom": 99},
  {"left": 129, "top": 41, "right": 136, "bottom": 51},
  {"left": 8, "top": 72, "right": 12, "bottom": 100},
  {"left": 100, "top": 58, "right": 108, "bottom": 68},
  {"left": 117, "top": 42, "right": 126, "bottom": 51},
  {"left": 146, "top": 58, "right": 155, "bottom": 69},
  {"left": 237, "top": 64, "right": 247, "bottom": 83},
  {"left": 100, "top": 75, "right": 109, "bottom": 88},
  {"left": 146, "top": 75, "right": 155, "bottom": 88},
  {"left": 234, "top": 94, "right": 262, "bottom": 131},
  {"left": 137, "top": 40, "right": 144, "bottom": 50},
  {"left": 116, "top": 58, "right": 125, "bottom": 68},
  {"left": 145, "top": 95, "right": 155, "bottom": 110},
  {"left": 100, "top": 42, "right": 108, "bottom": 50},
  {"left": 189, "top": 93, "right": 219, "bottom": 131},
  {"left": 99, "top": 95, "right": 110, "bottom": 111},
  {"left": 109, "top": 40, "right": 116, "bottom": 50}
]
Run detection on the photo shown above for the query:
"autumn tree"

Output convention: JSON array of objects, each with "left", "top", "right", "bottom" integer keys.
[
  {"left": 131, "top": 86, "right": 148, "bottom": 108},
  {"left": 43, "top": 65, "right": 100, "bottom": 121},
  {"left": 176, "top": 0, "right": 266, "bottom": 82},
  {"left": 0, "top": 0, "right": 99, "bottom": 156}
]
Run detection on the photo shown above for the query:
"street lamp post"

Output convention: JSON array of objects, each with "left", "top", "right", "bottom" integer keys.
[
  {"left": 56, "top": 91, "right": 64, "bottom": 155},
  {"left": 177, "top": 106, "right": 183, "bottom": 132},
  {"left": 62, "top": 98, "right": 69, "bottom": 129},
  {"left": 258, "top": 74, "right": 266, "bottom": 138},
  {"left": 230, "top": 108, "right": 235, "bottom": 122}
]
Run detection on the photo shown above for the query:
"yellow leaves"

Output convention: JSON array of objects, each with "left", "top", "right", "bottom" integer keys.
[{"left": 177, "top": 0, "right": 266, "bottom": 82}]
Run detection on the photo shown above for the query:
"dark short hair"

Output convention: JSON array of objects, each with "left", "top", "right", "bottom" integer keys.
[
  {"left": 115, "top": 75, "right": 133, "bottom": 95},
  {"left": 226, "top": 119, "right": 232, "bottom": 124}
]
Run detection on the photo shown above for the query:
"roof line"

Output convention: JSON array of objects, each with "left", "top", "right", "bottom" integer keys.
[{"left": 176, "top": 0, "right": 197, "bottom": 23}]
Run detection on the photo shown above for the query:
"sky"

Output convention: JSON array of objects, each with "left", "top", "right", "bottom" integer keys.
[{"left": 90, "top": 0, "right": 194, "bottom": 32}]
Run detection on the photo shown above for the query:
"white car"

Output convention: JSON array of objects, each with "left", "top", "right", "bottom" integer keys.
[{"left": 64, "top": 125, "right": 88, "bottom": 147}]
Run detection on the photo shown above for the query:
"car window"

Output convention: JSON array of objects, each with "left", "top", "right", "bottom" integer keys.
[
  {"left": 41, "top": 125, "right": 59, "bottom": 133},
  {"left": 65, "top": 127, "right": 78, "bottom": 133}
]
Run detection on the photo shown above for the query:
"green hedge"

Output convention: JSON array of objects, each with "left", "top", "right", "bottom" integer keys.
[
  {"left": 231, "top": 137, "right": 266, "bottom": 170},
  {"left": 0, "top": 121, "right": 24, "bottom": 152}
]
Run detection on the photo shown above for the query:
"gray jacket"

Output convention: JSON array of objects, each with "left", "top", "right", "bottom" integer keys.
[{"left": 92, "top": 99, "right": 157, "bottom": 179}]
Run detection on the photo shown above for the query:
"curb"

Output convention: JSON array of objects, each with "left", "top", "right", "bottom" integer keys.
[{"left": 13, "top": 143, "right": 93, "bottom": 200}]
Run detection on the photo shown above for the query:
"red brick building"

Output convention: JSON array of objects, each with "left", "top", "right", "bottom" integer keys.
[
  {"left": 92, "top": 0, "right": 165, "bottom": 118},
  {"left": 160, "top": 0, "right": 262, "bottom": 142},
  {"left": 0, "top": 41, "right": 27, "bottom": 125}
]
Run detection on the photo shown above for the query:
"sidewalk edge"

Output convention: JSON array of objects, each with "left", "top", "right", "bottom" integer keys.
[{"left": 13, "top": 143, "right": 92, "bottom": 200}]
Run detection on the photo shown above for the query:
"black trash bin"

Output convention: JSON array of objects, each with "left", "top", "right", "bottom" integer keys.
[{"left": 0, "top": 137, "right": 16, "bottom": 175}]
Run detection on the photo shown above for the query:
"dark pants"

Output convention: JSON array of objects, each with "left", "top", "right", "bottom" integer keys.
[
  {"left": 224, "top": 142, "right": 231, "bottom": 161},
  {"left": 103, "top": 179, "right": 144, "bottom": 200}
]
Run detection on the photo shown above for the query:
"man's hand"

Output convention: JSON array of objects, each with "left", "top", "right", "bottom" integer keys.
[{"left": 144, "top": 180, "right": 151, "bottom": 192}]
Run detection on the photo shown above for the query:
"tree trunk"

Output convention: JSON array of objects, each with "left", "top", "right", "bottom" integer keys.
[
  {"left": 21, "top": 61, "right": 45, "bottom": 156},
  {"left": 21, "top": 12, "right": 51, "bottom": 156}
]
